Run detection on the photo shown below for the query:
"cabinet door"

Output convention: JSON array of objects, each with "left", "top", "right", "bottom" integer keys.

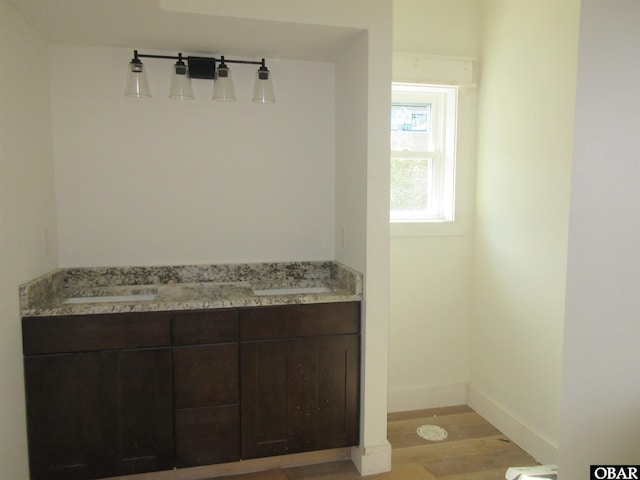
[
  {"left": 24, "top": 353, "right": 103, "bottom": 480},
  {"left": 241, "top": 339, "right": 304, "bottom": 459},
  {"left": 301, "top": 334, "right": 360, "bottom": 451},
  {"left": 100, "top": 348, "right": 173, "bottom": 477}
]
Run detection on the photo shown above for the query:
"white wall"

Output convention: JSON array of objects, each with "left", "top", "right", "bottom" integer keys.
[
  {"left": 4, "top": 1, "right": 393, "bottom": 476},
  {"left": 0, "top": 1, "right": 59, "bottom": 478},
  {"left": 559, "top": 1, "right": 640, "bottom": 477},
  {"left": 470, "top": 0, "right": 580, "bottom": 464},
  {"left": 333, "top": 5, "right": 393, "bottom": 475},
  {"left": 388, "top": 0, "right": 480, "bottom": 412},
  {"left": 393, "top": 0, "right": 482, "bottom": 57},
  {"left": 50, "top": 45, "right": 336, "bottom": 266}
]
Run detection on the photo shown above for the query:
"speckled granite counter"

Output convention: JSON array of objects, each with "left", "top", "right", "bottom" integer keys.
[{"left": 19, "top": 261, "right": 362, "bottom": 317}]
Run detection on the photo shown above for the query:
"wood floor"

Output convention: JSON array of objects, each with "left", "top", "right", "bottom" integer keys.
[{"left": 212, "top": 405, "right": 538, "bottom": 480}]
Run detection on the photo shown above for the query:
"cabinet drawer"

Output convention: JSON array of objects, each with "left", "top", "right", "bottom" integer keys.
[
  {"left": 173, "top": 343, "right": 239, "bottom": 408},
  {"left": 239, "top": 302, "right": 360, "bottom": 340},
  {"left": 172, "top": 309, "right": 238, "bottom": 345},
  {"left": 22, "top": 312, "right": 171, "bottom": 355},
  {"left": 175, "top": 405, "right": 240, "bottom": 467}
]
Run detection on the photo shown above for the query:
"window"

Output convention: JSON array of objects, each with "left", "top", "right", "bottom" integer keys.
[{"left": 390, "top": 83, "right": 457, "bottom": 224}]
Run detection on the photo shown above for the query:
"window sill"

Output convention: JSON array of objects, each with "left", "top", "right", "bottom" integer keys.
[{"left": 390, "top": 220, "right": 466, "bottom": 237}]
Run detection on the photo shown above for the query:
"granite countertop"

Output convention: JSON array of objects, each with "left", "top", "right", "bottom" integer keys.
[{"left": 19, "top": 261, "right": 363, "bottom": 317}]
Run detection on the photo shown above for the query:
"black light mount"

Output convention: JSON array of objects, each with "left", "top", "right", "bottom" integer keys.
[
  {"left": 129, "top": 50, "right": 144, "bottom": 72},
  {"left": 187, "top": 56, "right": 216, "bottom": 79},
  {"left": 174, "top": 53, "right": 187, "bottom": 75},
  {"left": 257, "top": 59, "right": 270, "bottom": 80}
]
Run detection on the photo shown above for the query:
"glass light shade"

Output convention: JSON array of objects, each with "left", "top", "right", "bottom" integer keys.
[
  {"left": 125, "top": 60, "right": 151, "bottom": 98},
  {"left": 212, "top": 65, "right": 236, "bottom": 102},
  {"left": 169, "top": 62, "right": 194, "bottom": 100},
  {"left": 252, "top": 67, "right": 276, "bottom": 104}
]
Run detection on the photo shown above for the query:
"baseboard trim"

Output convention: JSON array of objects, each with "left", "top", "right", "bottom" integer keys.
[
  {"left": 108, "top": 448, "right": 351, "bottom": 480},
  {"left": 351, "top": 440, "right": 392, "bottom": 476},
  {"left": 468, "top": 384, "right": 559, "bottom": 464},
  {"left": 387, "top": 383, "right": 469, "bottom": 413}
]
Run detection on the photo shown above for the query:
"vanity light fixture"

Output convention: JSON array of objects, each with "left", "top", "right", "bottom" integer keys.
[
  {"left": 211, "top": 56, "right": 236, "bottom": 102},
  {"left": 125, "top": 50, "right": 151, "bottom": 98},
  {"left": 252, "top": 59, "right": 276, "bottom": 104},
  {"left": 169, "top": 53, "right": 194, "bottom": 101},
  {"left": 125, "top": 50, "right": 275, "bottom": 103}
]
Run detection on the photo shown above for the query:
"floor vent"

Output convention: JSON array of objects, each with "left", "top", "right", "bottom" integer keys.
[{"left": 416, "top": 424, "right": 448, "bottom": 441}]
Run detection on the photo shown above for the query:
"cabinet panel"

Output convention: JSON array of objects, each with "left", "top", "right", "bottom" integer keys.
[
  {"left": 101, "top": 348, "right": 173, "bottom": 477},
  {"left": 241, "top": 339, "right": 304, "bottom": 459},
  {"left": 175, "top": 405, "right": 240, "bottom": 467},
  {"left": 239, "top": 302, "right": 360, "bottom": 340},
  {"left": 22, "top": 312, "right": 170, "bottom": 354},
  {"left": 301, "top": 335, "right": 360, "bottom": 451},
  {"left": 173, "top": 343, "right": 239, "bottom": 408},
  {"left": 24, "top": 353, "right": 103, "bottom": 480}
]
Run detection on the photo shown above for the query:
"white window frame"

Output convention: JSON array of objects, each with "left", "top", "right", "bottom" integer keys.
[{"left": 390, "top": 83, "right": 458, "bottom": 235}]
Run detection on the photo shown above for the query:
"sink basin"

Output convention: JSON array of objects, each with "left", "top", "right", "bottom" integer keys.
[
  {"left": 252, "top": 286, "right": 332, "bottom": 296},
  {"left": 64, "top": 294, "right": 157, "bottom": 304}
]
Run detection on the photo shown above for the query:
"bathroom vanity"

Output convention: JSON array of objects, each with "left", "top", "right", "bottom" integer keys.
[{"left": 20, "top": 262, "right": 362, "bottom": 480}]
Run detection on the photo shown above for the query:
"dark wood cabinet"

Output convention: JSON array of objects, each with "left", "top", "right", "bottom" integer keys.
[
  {"left": 22, "top": 312, "right": 170, "bottom": 355},
  {"left": 239, "top": 303, "right": 360, "bottom": 459},
  {"left": 24, "top": 353, "right": 103, "bottom": 480},
  {"left": 22, "top": 302, "right": 360, "bottom": 479},
  {"left": 171, "top": 309, "right": 240, "bottom": 467},
  {"left": 241, "top": 338, "right": 305, "bottom": 458},
  {"left": 174, "top": 405, "right": 240, "bottom": 468},
  {"left": 301, "top": 334, "right": 360, "bottom": 451},
  {"left": 22, "top": 313, "right": 172, "bottom": 480},
  {"left": 100, "top": 348, "right": 173, "bottom": 476}
]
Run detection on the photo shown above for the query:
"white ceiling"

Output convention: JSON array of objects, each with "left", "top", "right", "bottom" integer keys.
[{"left": 6, "top": 0, "right": 363, "bottom": 61}]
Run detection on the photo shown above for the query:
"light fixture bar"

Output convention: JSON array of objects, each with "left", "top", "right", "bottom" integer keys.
[
  {"left": 127, "top": 50, "right": 274, "bottom": 102},
  {"left": 134, "top": 51, "right": 265, "bottom": 79},
  {"left": 134, "top": 53, "right": 179, "bottom": 60},
  {"left": 135, "top": 52, "right": 264, "bottom": 65},
  {"left": 214, "top": 59, "right": 264, "bottom": 66}
]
